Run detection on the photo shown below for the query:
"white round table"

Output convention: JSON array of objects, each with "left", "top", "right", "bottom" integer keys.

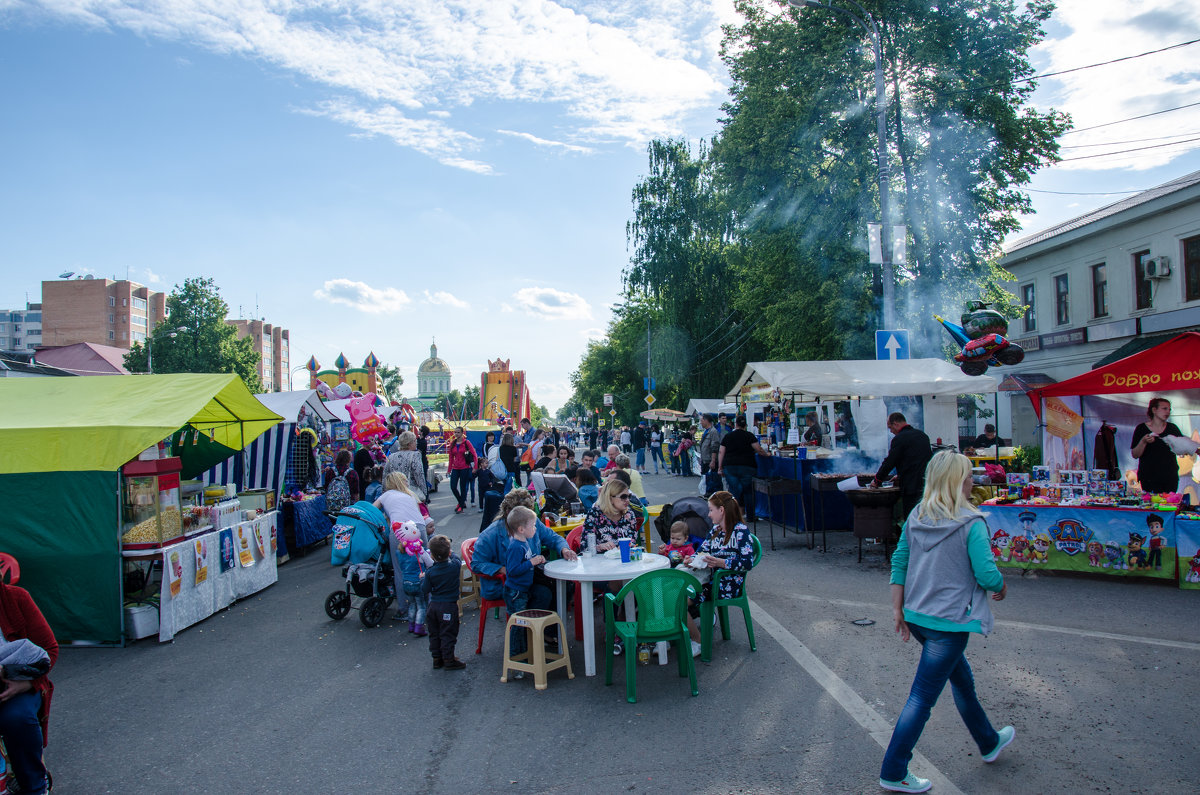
[{"left": 544, "top": 553, "right": 670, "bottom": 676}]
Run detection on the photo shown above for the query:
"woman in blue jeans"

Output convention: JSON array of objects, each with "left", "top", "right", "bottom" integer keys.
[{"left": 880, "top": 451, "right": 1014, "bottom": 793}]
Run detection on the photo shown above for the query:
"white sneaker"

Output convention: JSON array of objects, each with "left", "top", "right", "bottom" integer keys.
[{"left": 690, "top": 640, "right": 702, "bottom": 657}]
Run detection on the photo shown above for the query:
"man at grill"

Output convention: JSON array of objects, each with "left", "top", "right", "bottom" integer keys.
[{"left": 872, "top": 412, "right": 933, "bottom": 520}]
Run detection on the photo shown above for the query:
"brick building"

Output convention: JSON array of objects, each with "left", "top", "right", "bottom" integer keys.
[
  {"left": 227, "top": 319, "right": 290, "bottom": 392},
  {"left": 40, "top": 278, "right": 167, "bottom": 349}
]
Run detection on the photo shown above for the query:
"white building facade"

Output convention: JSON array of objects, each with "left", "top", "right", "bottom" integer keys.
[{"left": 999, "top": 170, "right": 1200, "bottom": 443}]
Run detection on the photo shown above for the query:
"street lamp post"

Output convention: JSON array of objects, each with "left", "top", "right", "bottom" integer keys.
[
  {"left": 146, "top": 326, "right": 189, "bottom": 374},
  {"left": 790, "top": 0, "right": 895, "bottom": 330}
]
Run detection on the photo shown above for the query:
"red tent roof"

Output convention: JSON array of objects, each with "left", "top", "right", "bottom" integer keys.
[
  {"left": 35, "top": 343, "right": 130, "bottom": 376},
  {"left": 1027, "top": 332, "right": 1200, "bottom": 418}
]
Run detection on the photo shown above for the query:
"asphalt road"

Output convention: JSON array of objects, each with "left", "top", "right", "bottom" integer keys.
[{"left": 50, "top": 472, "right": 1199, "bottom": 794}]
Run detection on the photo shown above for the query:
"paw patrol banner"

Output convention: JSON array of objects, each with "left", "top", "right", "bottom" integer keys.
[
  {"left": 1176, "top": 515, "right": 1200, "bottom": 589},
  {"left": 981, "top": 505, "right": 1176, "bottom": 580}
]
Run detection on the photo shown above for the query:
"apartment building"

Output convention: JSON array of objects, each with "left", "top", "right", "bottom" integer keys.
[
  {"left": 0, "top": 303, "right": 43, "bottom": 353},
  {"left": 40, "top": 278, "right": 167, "bottom": 349},
  {"left": 228, "top": 319, "right": 290, "bottom": 392},
  {"left": 999, "top": 169, "right": 1200, "bottom": 440}
]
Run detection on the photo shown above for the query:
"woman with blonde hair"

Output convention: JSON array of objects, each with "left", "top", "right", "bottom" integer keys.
[
  {"left": 581, "top": 478, "right": 640, "bottom": 552},
  {"left": 382, "top": 430, "right": 427, "bottom": 502},
  {"left": 373, "top": 472, "right": 430, "bottom": 538},
  {"left": 879, "top": 451, "right": 1012, "bottom": 793}
]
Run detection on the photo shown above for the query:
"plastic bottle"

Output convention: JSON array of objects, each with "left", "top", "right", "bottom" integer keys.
[{"left": 637, "top": 644, "right": 651, "bottom": 665}]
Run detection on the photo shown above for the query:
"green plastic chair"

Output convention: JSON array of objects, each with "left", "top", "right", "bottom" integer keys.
[
  {"left": 603, "top": 568, "right": 700, "bottom": 704},
  {"left": 700, "top": 534, "right": 762, "bottom": 663}
]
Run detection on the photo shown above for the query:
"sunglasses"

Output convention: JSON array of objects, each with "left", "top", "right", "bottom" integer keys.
[{"left": 616, "top": 493, "right": 633, "bottom": 501}]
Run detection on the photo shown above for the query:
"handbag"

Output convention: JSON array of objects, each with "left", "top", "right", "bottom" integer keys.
[{"left": 703, "top": 470, "right": 723, "bottom": 496}]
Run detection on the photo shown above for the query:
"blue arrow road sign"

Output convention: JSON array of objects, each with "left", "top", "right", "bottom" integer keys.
[{"left": 875, "top": 330, "right": 910, "bottom": 361}]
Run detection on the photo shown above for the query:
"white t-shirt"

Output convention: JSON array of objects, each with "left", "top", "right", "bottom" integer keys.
[{"left": 376, "top": 490, "right": 429, "bottom": 541}]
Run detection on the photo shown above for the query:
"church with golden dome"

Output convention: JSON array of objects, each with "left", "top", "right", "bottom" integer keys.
[{"left": 417, "top": 340, "right": 452, "bottom": 400}]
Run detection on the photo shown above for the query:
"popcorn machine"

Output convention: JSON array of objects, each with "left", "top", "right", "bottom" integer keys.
[{"left": 121, "top": 457, "right": 185, "bottom": 551}]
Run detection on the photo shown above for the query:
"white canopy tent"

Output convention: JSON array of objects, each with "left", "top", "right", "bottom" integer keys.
[
  {"left": 726, "top": 360, "right": 999, "bottom": 459},
  {"left": 258, "top": 389, "right": 338, "bottom": 423}
]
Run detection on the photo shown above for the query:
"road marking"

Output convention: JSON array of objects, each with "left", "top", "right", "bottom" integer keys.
[
  {"left": 749, "top": 599, "right": 964, "bottom": 795},
  {"left": 787, "top": 593, "right": 1200, "bottom": 652}
]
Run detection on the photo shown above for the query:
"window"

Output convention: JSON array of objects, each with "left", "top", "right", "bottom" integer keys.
[
  {"left": 132, "top": 297, "right": 147, "bottom": 310},
  {"left": 1055, "top": 274, "right": 1070, "bottom": 325},
  {"left": 122, "top": 298, "right": 128, "bottom": 306},
  {"left": 132, "top": 315, "right": 147, "bottom": 327},
  {"left": 108, "top": 296, "right": 116, "bottom": 307},
  {"left": 24, "top": 312, "right": 40, "bottom": 322},
  {"left": 132, "top": 331, "right": 146, "bottom": 342},
  {"left": 1021, "top": 283, "right": 1036, "bottom": 333},
  {"left": 109, "top": 313, "right": 115, "bottom": 324},
  {"left": 1185, "top": 235, "right": 1200, "bottom": 302},
  {"left": 1134, "top": 249, "right": 1153, "bottom": 310},
  {"left": 1091, "top": 263, "right": 1108, "bottom": 317},
  {"left": 107, "top": 330, "right": 115, "bottom": 340}
]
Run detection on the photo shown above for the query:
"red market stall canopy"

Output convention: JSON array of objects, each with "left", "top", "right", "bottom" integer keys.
[{"left": 1028, "top": 332, "right": 1200, "bottom": 419}]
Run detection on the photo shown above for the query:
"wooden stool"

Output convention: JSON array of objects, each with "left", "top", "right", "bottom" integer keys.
[{"left": 500, "top": 609, "right": 574, "bottom": 690}]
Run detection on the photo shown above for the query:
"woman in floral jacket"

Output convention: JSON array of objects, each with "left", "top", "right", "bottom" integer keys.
[
  {"left": 580, "top": 479, "right": 639, "bottom": 552},
  {"left": 683, "top": 490, "right": 755, "bottom": 654}
]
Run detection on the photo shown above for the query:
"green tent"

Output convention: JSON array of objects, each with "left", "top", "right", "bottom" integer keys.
[{"left": 0, "top": 374, "right": 282, "bottom": 644}]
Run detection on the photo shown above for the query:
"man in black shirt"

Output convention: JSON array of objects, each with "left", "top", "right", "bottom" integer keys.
[
  {"left": 873, "top": 412, "right": 933, "bottom": 519},
  {"left": 719, "top": 415, "right": 768, "bottom": 520},
  {"left": 970, "top": 424, "right": 1002, "bottom": 450}
]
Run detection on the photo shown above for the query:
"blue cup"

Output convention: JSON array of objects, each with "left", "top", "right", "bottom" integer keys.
[{"left": 618, "top": 538, "right": 631, "bottom": 563}]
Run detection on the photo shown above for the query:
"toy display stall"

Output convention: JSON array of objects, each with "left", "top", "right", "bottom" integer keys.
[
  {"left": 0, "top": 374, "right": 282, "bottom": 645},
  {"left": 1014, "top": 331, "right": 1200, "bottom": 587},
  {"left": 725, "top": 359, "right": 998, "bottom": 544}
]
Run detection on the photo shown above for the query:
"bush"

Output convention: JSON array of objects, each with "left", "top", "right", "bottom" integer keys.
[{"left": 1009, "top": 445, "right": 1041, "bottom": 474}]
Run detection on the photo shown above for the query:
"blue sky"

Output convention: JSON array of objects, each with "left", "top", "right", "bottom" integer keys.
[{"left": 2, "top": 0, "right": 1198, "bottom": 412}]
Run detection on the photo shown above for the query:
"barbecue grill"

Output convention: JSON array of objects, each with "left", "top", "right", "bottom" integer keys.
[{"left": 812, "top": 474, "right": 901, "bottom": 561}]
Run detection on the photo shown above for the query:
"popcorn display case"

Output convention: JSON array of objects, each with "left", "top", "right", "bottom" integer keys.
[{"left": 121, "top": 457, "right": 185, "bottom": 552}]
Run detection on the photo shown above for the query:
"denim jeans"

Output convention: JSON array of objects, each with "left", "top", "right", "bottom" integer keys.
[
  {"left": 504, "top": 587, "right": 531, "bottom": 656},
  {"left": 880, "top": 624, "right": 1000, "bottom": 781},
  {"left": 449, "top": 468, "right": 472, "bottom": 508},
  {"left": 723, "top": 464, "right": 757, "bottom": 518},
  {"left": 649, "top": 444, "right": 664, "bottom": 472},
  {"left": 0, "top": 691, "right": 46, "bottom": 794},
  {"left": 635, "top": 448, "right": 646, "bottom": 468}
]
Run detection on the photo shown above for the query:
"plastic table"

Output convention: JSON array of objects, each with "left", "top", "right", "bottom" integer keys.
[{"left": 544, "top": 553, "right": 670, "bottom": 676}]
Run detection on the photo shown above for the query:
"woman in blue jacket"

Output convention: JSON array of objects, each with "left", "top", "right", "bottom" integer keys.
[
  {"left": 879, "top": 451, "right": 1014, "bottom": 794},
  {"left": 471, "top": 490, "right": 576, "bottom": 605}
]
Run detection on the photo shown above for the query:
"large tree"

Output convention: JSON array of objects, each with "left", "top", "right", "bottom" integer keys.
[
  {"left": 376, "top": 364, "right": 404, "bottom": 402},
  {"left": 124, "top": 277, "right": 261, "bottom": 391},
  {"left": 718, "top": 0, "right": 1067, "bottom": 355}
]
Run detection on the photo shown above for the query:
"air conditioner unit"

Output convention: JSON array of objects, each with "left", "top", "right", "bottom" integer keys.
[{"left": 1145, "top": 256, "right": 1171, "bottom": 279}]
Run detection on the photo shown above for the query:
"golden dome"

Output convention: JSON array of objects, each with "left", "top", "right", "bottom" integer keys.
[{"left": 418, "top": 341, "right": 450, "bottom": 375}]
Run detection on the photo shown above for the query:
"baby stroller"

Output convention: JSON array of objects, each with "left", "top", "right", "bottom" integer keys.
[{"left": 324, "top": 502, "right": 395, "bottom": 628}]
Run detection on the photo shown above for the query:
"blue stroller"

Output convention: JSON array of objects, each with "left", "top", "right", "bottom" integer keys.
[{"left": 323, "top": 502, "right": 395, "bottom": 628}]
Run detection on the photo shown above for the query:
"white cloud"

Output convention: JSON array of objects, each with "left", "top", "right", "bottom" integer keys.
[
  {"left": 511, "top": 286, "right": 592, "bottom": 319},
  {"left": 16, "top": 1, "right": 731, "bottom": 169},
  {"left": 423, "top": 290, "right": 470, "bottom": 309},
  {"left": 1033, "top": 0, "right": 1200, "bottom": 171},
  {"left": 141, "top": 267, "right": 163, "bottom": 284},
  {"left": 579, "top": 326, "right": 607, "bottom": 341},
  {"left": 313, "top": 279, "right": 411, "bottom": 314},
  {"left": 497, "top": 129, "right": 594, "bottom": 154}
]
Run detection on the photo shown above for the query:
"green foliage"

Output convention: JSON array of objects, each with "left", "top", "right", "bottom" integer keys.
[
  {"left": 377, "top": 364, "right": 404, "bottom": 402},
  {"left": 529, "top": 402, "right": 551, "bottom": 425},
  {"left": 569, "top": 0, "right": 1065, "bottom": 405},
  {"left": 1010, "top": 445, "right": 1042, "bottom": 474},
  {"left": 124, "top": 277, "right": 261, "bottom": 391}
]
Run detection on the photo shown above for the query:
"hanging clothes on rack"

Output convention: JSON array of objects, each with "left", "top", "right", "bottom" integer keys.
[{"left": 1093, "top": 422, "right": 1119, "bottom": 480}]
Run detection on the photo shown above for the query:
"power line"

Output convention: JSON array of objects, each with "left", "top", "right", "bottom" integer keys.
[
  {"left": 1056, "top": 134, "right": 1200, "bottom": 162},
  {"left": 1016, "top": 37, "right": 1200, "bottom": 85},
  {"left": 1026, "top": 188, "right": 1144, "bottom": 196},
  {"left": 1060, "top": 100, "right": 1200, "bottom": 136},
  {"left": 1060, "top": 130, "right": 1200, "bottom": 149}
]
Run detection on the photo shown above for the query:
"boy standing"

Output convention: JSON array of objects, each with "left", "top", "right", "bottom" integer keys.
[
  {"left": 504, "top": 506, "right": 545, "bottom": 676},
  {"left": 422, "top": 535, "right": 465, "bottom": 670}
]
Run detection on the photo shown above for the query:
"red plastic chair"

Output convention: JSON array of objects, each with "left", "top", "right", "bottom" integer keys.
[
  {"left": 0, "top": 553, "right": 19, "bottom": 585},
  {"left": 463, "top": 537, "right": 507, "bottom": 654},
  {"left": 565, "top": 526, "right": 585, "bottom": 641}
]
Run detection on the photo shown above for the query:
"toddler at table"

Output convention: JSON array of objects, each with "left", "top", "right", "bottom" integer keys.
[
  {"left": 422, "top": 535, "right": 466, "bottom": 670},
  {"left": 503, "top": 506, "right": 546, "bottom": 676},
  {"left": 659, "top": 521, "right": 696, "bottom": 567}
]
